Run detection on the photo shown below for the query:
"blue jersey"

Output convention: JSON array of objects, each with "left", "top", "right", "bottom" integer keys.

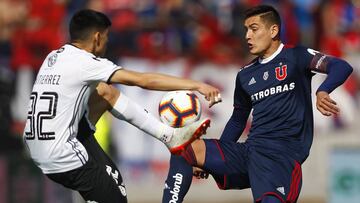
[
  {"left": 234, "top": 44, "right": 334, "bottom": 162},
  {"left": 162, "top": 44, "right": 352, "bottom": 203}
]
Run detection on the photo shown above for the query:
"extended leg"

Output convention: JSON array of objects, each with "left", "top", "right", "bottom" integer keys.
[
  {"left": 162, "top": 154, "right": 193, "bottom": 203},
  {"left": 181, "top": 139, "right": 250, "bottom": 187},
  {"left": 89, "top": 82, "right": 173, "bottom": 142}
]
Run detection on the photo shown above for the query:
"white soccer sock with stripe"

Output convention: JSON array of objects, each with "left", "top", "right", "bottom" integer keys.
[{"left": 110, "top": 93, "right": 173, "bottom": 143}]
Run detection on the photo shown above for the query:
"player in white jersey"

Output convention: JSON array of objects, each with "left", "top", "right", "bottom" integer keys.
[{"left": 22, "top": 9, "right": 221, "bottom": 203}]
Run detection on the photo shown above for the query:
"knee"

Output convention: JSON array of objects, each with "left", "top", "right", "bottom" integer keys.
[
  {"left": 96, "top": 83, "right": 120, "bottom": 105},
  {"left": 191, "top": 139, "right": 206, "bottom": 166}
]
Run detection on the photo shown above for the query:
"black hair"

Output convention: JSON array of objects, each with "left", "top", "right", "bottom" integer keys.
[
  {"left": 69, "top": 9, "right": 112, "bottom": 42},
  {"left": 244, "top": 5, "right": 281, "bottom": 35}
]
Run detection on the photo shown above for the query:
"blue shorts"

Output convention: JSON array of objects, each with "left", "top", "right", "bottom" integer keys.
[{"left": 203, "top": 139, "right": 302, "bottom": 203}]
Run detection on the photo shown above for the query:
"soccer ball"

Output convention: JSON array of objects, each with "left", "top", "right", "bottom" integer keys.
[{"left": 159, "top": 90, "right": 201, "bottom": 128}]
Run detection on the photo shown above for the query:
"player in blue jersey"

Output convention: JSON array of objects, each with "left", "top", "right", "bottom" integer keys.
[{"left": 162, "top": 5, "right": 353, "bottom": 203}]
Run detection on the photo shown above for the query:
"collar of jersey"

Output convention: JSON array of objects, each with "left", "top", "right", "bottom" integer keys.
[
  {"left": 65, "top": 43, "right": 96, "bottom": 58},
  {"left": 258, "top": 43, "right": 284, "bottom": 64}
]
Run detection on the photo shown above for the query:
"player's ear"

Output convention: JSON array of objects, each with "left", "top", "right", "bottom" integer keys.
[
  {"left": 270, "top": 24, "right": 279, "bottom": 39},
  {"left": 94, "top": 31, "right": 101, "bottom": 46}
]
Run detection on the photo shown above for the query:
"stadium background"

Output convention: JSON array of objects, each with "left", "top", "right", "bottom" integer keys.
[{"left": 0, "top": 0, "right": 359, "bottom": 202}]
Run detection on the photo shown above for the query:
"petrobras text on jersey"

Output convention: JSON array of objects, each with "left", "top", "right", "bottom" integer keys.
[
  {"left": 169, "top": 173, "right": 183, "bottom": 203},
  {"left": 251, "top": 82, "right": 295, "bottom": 101}
]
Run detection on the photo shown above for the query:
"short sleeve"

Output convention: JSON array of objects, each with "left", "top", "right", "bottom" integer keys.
[{"left": 80, "top": 56, "right": 122, "bottom": 84}]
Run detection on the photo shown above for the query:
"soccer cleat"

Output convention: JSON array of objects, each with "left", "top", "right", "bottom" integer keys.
[{"left": 166, "top": 118, "right": 211, "bottom": 155}]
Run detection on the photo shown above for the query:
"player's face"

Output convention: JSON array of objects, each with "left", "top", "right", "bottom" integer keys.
[
  {"left": 94, "top": 29, "right": 109, "bottom": 57},
  {"left": 244, "top": 15, "right": 273, "bottom": 56}
]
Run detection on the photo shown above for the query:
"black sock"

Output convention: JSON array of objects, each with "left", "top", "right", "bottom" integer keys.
[{"left": 162, "top": 154, "right": 193, "bottom": 203}]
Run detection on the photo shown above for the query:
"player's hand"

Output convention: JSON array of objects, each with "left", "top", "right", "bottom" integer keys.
[
  {"left": 196, "top": 83, "right": 221, "bottom": 108},
  {"left": 316, "top": 91, "right": 339, "bottom": 116},
  {"left": 193, "top": 167, "right": 209, "bottom": 179}
]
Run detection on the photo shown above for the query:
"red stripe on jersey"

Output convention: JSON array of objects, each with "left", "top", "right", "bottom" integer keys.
[
  {"left": 213, "top": 140, "right": 227, "bottom": 189},
  {"left": 213, "top": 139, "right": 225, "bottom": 161},
  {"left": 287, "top": 161, "right": 302, "bottom": 202}
]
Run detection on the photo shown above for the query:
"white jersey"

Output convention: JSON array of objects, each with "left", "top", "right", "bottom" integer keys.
[{"left": 23, "top": 44, "right": 121, "bottom": 174}]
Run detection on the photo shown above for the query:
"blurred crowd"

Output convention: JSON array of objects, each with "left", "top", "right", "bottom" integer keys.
[{"left": 0, "top": 0, "right": 359, "bottom": 152}]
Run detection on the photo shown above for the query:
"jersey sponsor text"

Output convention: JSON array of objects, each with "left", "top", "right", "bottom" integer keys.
[{"left": 251, "top": 82, "right": 295, "bottom": 101}]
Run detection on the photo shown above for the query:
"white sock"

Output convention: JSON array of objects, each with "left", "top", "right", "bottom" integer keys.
[{"left": 110, "top": 93, "right": 174, "bottom": 143}]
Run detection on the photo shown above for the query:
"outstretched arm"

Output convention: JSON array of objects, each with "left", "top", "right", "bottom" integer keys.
[
  {"left": 312, "top": 57, "right": 353, "bottom": 116},
  {"left": 109, "top": 69, "right": 221, "bottom": 107},
  {"left": 296, "top": 47, "right": 353, "bottom": 117}
]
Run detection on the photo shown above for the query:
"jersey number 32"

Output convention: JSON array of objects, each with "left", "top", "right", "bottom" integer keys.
[{"left": 25, "top": 91, "right": 58, "bottom": 140}]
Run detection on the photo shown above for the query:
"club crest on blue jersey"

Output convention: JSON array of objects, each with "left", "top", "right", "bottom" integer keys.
[
  {"left": 263, "top": 71, "right": 269, "bottom": 80},
  {"left": 275, "top": 65, "right": 287, "bottom": 81}
]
